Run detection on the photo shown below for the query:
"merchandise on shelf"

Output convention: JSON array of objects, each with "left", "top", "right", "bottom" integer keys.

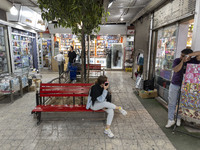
[
  {"left": 155, "top": 25, "right": 177, "bottom": 81},
  {"left": 0, "top": 26, "right": 9, "bottom": 73},
  {"left": 0, "top": 76, "right": 20, "bottom": 94},
  {"left": 21, "top": 75, "right": 28, "bottom": 88},
  {"left": 11, "top": 28, "right": 36, "bottom": 73}
]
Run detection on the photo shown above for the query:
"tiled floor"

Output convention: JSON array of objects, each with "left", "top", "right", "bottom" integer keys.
[{"left": 0, "top": 71, "right": 175, "bottom": 150}]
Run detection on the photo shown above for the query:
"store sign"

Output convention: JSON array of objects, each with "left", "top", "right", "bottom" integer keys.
[
  {"left": 35, "top": 13, "right": 46, "bottom": 31},
  {"left": 19, "top": 6, "right": 46, "bottom": 31},
  {"left": 19, "top": 6, "right": 37, "bottom": 27},
  {"left": 95, "top": 58, "right": 106, "bottom": 67},
  {"left": 127, "top": 29, "right": 135, "bottom": 35}
]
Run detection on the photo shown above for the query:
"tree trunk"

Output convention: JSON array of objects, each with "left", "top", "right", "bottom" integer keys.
[
  {"left": 87, "top": 35, "right": 90, "bottom": 83},
  {"left": 81, "top": 29, "right": 86, "bottom": 83}
]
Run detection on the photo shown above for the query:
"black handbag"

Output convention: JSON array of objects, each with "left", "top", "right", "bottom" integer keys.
[{"left": 106, "top": 91, "right": 112, "bottom": 102}]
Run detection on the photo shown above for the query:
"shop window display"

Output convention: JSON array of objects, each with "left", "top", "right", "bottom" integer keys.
[
  {"left": 155, "top": 25, "right": 177, "bottom": 102},
  {"left": 186, "top": 23, "right": 193, "bottom": 49},
  {"left": 11, "top": 28, "right": 36, "bottom": 74},
  {"left": 86, "top": 35, "right": 120, "bottom": 68},
  {"left": 0, "top": 26, "right": 9, "bottom": 73}
]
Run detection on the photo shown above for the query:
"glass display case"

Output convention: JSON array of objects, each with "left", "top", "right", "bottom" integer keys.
[
  {"left": 155, "top": 25, "right": 177, "bottom": 102},
  {"left": 0, "top": 26, "right": 9, "bottom": 73},
  {"left": 111, "top": 43, "right": 123, "bottom": 69},
  {"left": 11, "top": 28, "right": 36, "bottom": 74}
]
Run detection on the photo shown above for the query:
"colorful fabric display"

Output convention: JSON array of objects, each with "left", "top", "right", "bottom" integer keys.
[{"left": 180, "top": 64, "right": 200, "bottom": 122}]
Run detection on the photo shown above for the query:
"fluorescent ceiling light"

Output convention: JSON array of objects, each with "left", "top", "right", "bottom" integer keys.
[
  {"left": 108, "top": 2, "right": 113, "bottom": 8},
  {"left": 10, "top": 6, "right": 18, "bottom": 15},
  {"left": 120, "top": 18, "right": 124, "bottom": 21}
]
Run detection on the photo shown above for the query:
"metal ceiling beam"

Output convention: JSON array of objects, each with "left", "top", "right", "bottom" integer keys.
[{"left": 129, "top": 0, "right": 168, "bottom": 24}]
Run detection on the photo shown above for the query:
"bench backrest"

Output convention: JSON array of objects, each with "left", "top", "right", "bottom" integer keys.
[
  {"left": 86, "top": 64, "right": 101, "bottom": 70},
  {"left": 40, "top": 83, "right": 93, "bottom": 97}
]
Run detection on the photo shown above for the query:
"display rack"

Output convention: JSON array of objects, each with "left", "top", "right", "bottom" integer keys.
[
  {"left": 124, "top": 36, "right": 134, "bottom": 69},
  {"left": 0, "top": 73, "right": 28, "bottom": 102},
  {"left": 11, "top": 28, "right": 36, "bottom": 74},
  {"left": 0, "top": 26, "right": 9, "bottom": 73},
  {"left": 155, "top": 25, "right": 177, "bottom": 102}
]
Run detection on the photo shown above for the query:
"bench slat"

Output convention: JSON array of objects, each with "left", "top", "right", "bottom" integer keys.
[
  {"left": 40, "top": 86, "right": 91, "bottom": 90},
  {"left": 40, "top": 94, "right": 89, "bottom": 97},
  {"left": 32, "top": 105, "right": 104, "bottom": 112},
  {"left": 40, "top": 90, "right": 89, "bottom": 94},
  {"left": 41, "top": 83, "right": 93, "bottom": 86}
]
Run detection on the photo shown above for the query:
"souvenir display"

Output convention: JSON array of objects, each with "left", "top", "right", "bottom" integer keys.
[
  {"left": 0, "top": 26, "right": 9, "bottom": 73},
  {"left": 0, "top": 76, "right": 20, "bottom": 94},
  {"left": 11, "top": 28, "right": 36, "bottom": 73},
  {"left": 179, "top": 64, "right": 200, "bottom": 122},
  {"left": 155, "top": 25, "right": 177, "bottom": 102}
]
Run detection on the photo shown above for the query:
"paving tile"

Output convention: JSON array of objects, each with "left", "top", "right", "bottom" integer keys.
[{"left": 0, "top": 71, "right": 175, "bottom": 150}]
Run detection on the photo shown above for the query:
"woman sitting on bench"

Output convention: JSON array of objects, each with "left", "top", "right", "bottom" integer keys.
[{"left": 86, "top": 75, "right": 127, "bottom": 138}]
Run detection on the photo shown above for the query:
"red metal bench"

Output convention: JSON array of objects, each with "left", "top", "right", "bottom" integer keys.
[
  {"left": 31, "top": 83, "right": 104, "bottom": 125},
  {"left": 86, "top": 64, "right": 102, "bottom": 76}
]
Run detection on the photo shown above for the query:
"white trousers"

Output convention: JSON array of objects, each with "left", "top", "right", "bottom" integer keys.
[{"left": 90, "top": 101, "right": 116, "bottom": 126}]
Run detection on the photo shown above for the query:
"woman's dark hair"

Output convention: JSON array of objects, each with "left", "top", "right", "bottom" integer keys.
[
  {"left": 71, "top": 46, "right": 73, "bottom": 50},
  {"left": 96, "top": 75, "right": 107, "bottom": 85},
  {"left": 181, "top": 49, "right": 193, "bottom": 55}
]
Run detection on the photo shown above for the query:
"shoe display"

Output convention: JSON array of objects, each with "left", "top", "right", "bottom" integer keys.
[
  {"left": 104, "top": 129, "right": 114, "bottom": 138},
  {"left": 176, "top": 118, "right": 181, "bottom": 126},
  {"left": 119, "top": 107, "right": 127, "bottom": 116},
  {"left": 165, "top": 120, "right": 175, "bottom": 128}
]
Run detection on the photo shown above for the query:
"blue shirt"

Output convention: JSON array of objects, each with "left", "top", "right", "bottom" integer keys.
[{"left": 86, "top": 89, "right": 108, "bottom": 109}]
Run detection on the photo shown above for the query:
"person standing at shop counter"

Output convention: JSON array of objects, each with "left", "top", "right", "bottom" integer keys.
[
  {"left": 166, "top": 49, "right": 200, "bottom": 128},
  {"left": 54, "top": 51, "right": 65, "bottom": 76},
  {"left": 67, "top": 46, "right": 77, "bottom": 71}
]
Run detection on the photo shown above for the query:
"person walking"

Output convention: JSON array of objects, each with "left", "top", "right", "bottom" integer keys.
[
  {"left": 86, "top": 75, "right": 127, "bottom": 138},
  {"left": 165, "top": 49, "right": 200, "bottom": 128}
]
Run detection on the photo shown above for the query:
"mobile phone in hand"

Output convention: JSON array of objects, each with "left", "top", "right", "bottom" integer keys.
[{"left": 105, "top": 82, "right": 109, "bottom": 86}]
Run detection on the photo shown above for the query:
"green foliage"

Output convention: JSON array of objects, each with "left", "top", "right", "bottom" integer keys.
[{"left": 38, "top": 0, "right": 108, "bottom": 35}]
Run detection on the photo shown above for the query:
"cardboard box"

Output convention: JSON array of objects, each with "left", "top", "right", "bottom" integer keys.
[
  {"left": 28, "top": 85, "right": 36, "bottom": 92},
  {"left": 33, "top": 79, "right": 41, "bottom": 88},
  {"left": 51, "top": 58, "right": 59, "bottom": 72},
  {"left": 139, "top": 89, "right": 158, "bottom": 99}
]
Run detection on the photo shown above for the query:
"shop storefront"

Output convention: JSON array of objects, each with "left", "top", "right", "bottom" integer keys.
[
  {"left": 155, "top": 24, "right": 178, "bottom": 102},
  {"left": 38, "top": 32, "right": 52, "bottom": 69},
  {"left": 154, "top": 19, "right": 194, "bottom": 103},
  {"left": 10, "top": 27, "right": 37, "bottom": 74},
  {"left": 0, "top": 25, "right": 10, "bottom": 74},
  {"left": 52, "top": 33, "right": 81, "bottom": 71},
  {"left": 48, "top": 24, "right": 127, "bottom": 70},
  {"left": 88, "top": 35, "right": 123, "bottom": 69},
  {"left": 0, "top": 5, "right": 45, "bottom": 97}
]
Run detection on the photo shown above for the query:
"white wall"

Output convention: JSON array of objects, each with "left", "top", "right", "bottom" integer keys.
[
  {"left": 192, "top": 0, "right": 200, "bottom": 52},
  {"left": 48, "top": 24, "right": 127, "bottom": 35},
  {"left": 176, "top": 23, "right": 188, "bottom": 58}
]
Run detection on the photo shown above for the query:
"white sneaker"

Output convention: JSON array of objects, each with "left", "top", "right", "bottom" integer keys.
[
  {"left": 176, "top": 118, "right": 181, "bottom": 126},
  {"left": 119, "top": 107, "right": 127, "bottom": 116},
  {"left": 104, "top": 129, "right": 114, "bottom": 138},
  {"left": 165, "top": 120, "right": 175, "bottom": 128}
]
